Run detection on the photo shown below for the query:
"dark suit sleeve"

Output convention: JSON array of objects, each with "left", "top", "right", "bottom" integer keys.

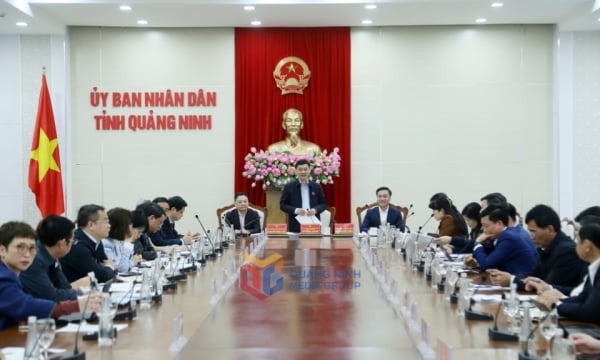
[
  {"left": 280, "top": 183, "right": 297, "bottom": 216},
  {"left": 0, "top": 271, "right": 55, "bottom": 328},
  {"left": 558, "top": 277, "right": 600, "bottom": 323},
  {"left": 310, "top": 183, "right": 327, "bottom": 215},
  {"left": 360, "top": 209, "right": 376, "bottom": 233},
  {"left": 19, "top": 261, "right": 78, "bottom": 302},
  {"left": 62, "top": 241, "right": 115, "bottom": 283},
  {"left": 224, "top": 211, "right": 240, "bottom": 230},
  {"left": 390, "top": 208, "right": 405, "bottom": 232},
  {"left": 245, "top": 209, "right": 262, "bottom": 234}
]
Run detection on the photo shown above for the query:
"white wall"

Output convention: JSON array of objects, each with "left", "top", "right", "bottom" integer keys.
[
  {"left": 351, "top": 25, "right": 555, "bottom": 231},
  {"left": 571, "top": 31, "right": 600, "bottom": 215},
  {"left": 69, "top": 28, "right": 235, "bottom": 232}
]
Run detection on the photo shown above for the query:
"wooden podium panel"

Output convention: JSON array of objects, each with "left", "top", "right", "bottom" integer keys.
[{"left": 266, "top": 189, "right": 286, "bottom": 224}]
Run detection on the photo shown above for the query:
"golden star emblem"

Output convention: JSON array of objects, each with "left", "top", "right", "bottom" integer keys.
[
  {"left": 286, "top": 63, "right": 296, "bottom": 73},
  {"left": 30, "top": 129, "right": 61, "bottom": 182}
]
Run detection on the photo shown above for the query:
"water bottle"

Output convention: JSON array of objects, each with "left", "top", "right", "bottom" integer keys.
[
  {"left": 444, "top": 269, "right": 456, "bottom": 301},
  {"left": 140, "top": 268, "right": 152, "bottom": 310},
  {"left": 457, "top": 273, "right": 470, "bottom": 317},
  {"left": 98, "top": 293, "right": 114, "bottom": 346},
  {"left": 519, "top": 301, "right": 535, "bottom": 356},
  {"left": 23, "top": 316, "right": 40, "bottom": 360}
]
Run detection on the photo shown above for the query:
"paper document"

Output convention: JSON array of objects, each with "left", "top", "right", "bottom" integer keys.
[
  {"left": 57, "top": 323, "right": 128, "bottom": 333},
  {"left": 295, "top": 215, "right": 321, "bottom": 225}
]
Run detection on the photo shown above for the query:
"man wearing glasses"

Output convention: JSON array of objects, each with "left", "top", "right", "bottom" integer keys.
[{"left": 60, "top": 204, "right": 116, "bottom": 283}]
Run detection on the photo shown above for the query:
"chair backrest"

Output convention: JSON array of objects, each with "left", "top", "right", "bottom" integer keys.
[
  {"left": 320, "top": 206, "right": 336, "bottom": 235},
  {"left": 216, "top": 203, "right": 268, "bottom": 231},
  {"left": 356, "top": 202, "right": 408, "bottom": 228}
]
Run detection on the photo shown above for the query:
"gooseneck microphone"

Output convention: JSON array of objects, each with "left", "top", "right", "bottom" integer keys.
[
  {"left": 418, "top": 214, "right": 435, "bottom": 233},
  {"left": 55, "top": 294, "right": 90, "bottom": 360},
  {"left": 194, "top": 215, "right": 216, "bottom": 259},
  {"left": 113, "top": 280, "right": 138, "bottom": 321},
  {"left": 488, "top": 294, "right": 519, "bottom": 341},
  {"left": 465, "top": 287, "right": 494, "bottom": 321}
]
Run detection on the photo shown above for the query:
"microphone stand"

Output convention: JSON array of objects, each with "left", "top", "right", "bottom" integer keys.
[
  {"left": 465, "top": 287, "right": 494, "bottom": 321},
  {"left": 488, "top": 295, "right": 519, "bottom": 341},
  {"left": 195, "top": 215, "right": 216, "bottom": 259},
  {"left": 113, "top": 280, "right": 138, "bottom": 321}
]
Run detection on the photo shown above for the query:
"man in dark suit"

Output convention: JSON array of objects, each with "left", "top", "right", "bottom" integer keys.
[
  {"left": 488, "top": 205, "right": 587, "bottom": 293},
  {"left": 538, "top": 222, "right": 600, "bottom": 323},
  {"left": 224, "top": 192, "right": 261, "bottom": 235},
  {"left": 149, "top": 196, "right": 199, "bottom": 246},
  {"left": 280, "top": 159, "right": 327, "bottom": 233},
  {"left": 360, "top": 186, "right": 404, "bottom": 233},
  {"left": 20, "top": 215, "right": 82, "bottom": 301},
  {"left": 464, "top": 205, "right": 537, "bottom": 278},
  {"left": 59, "top": 204, "right": 116, "bottom": 283}
]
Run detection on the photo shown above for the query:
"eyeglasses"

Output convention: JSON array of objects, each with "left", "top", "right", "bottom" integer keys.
[
  {"left": 14, "top": 243, "right": 37, "bottom": 255},
  {"left": 95, "top": 218, "right": 110, "bottom": 225}
]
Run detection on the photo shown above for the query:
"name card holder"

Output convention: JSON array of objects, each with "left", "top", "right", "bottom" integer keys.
[
  {"left": 334, "top": 223, "right": 354, "bottom": 236},
  {"left": 300, "top": 224, "right": 321, "bottom": 234},
  {"left": 266, "top": 224, "right": 287, "bottom": 235}
]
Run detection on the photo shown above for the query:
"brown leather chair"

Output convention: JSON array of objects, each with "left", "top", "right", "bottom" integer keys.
[
  {"left": 216, "top": 203, "right": 268, "bottom": 231},
  {"left": 356, "top": 202, "right": 408, "bottom": 228}
]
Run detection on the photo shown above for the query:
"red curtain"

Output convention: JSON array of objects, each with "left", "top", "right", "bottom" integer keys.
[{"left": 234, "top": 28, "right": 351, "bottom": 223}]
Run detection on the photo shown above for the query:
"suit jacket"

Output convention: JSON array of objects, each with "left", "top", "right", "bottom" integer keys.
[
  {"left": 0, "top": 261, "right": 55, "bottom": 331},
  {"left": 280, "top": 179, "right": 327, "bottom": 233},
  {"left": 224, "top": 208, "right": 261, "bottom": 234},
  {"left": 514, "top": 232, "right": 587, "bottom": 292},
  {"left": 558, "top": 266, "right": 600, "bottom": 323},
  {"left": 148, "top": 218, "right": 184, "bottom": 246},
  {"left": 473, "top": 227, "right": 537, "bottom": 278},
  {"left": 19, "top": 240, "right": 79, "bottom": 302},
  {"left": 360, "top": 206, "right": 405, "bottom": 233},
  {"left": 133, "top": 233, "right": 157, "bottom": 260},
  {"left": 59, "top": 228, "right": 115, "bottom": 283}
]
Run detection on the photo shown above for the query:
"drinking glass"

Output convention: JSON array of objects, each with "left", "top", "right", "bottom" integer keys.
[
  {"left": 36, "top": 318, "right": 56, "bottom": 360},
  {"left": 503, "top": 299, "right": 519, "bottom": 333},
  {"left": 540, "top": 311, "right": 558, "bottom": 359}
]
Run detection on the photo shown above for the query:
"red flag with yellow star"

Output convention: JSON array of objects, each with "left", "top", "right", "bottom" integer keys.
[{"left": 28, "top": 74, "right": 65, "bottom": 217}]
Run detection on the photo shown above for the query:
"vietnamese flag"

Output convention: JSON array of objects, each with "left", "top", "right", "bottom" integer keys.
[{"left": 28, "top": 74, "right": 65, "bottom": 217}]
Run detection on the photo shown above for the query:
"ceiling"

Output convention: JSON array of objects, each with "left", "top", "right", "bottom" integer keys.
[{"left": 1, "top": 0, "right": 599, "bottom": 35}]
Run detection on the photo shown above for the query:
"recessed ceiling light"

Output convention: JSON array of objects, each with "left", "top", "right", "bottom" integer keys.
[
  {"left": 475, "top": 18, "right": 487, "bottom": 23},
  {"left": 362, "top": 19, "right": 373, "bottom": 25},
  {"left": 491, "top": 2, "right": 504, "bottom": 8},
  {"left": 251, "top": 20, "right": 261, "bottom": 26},
  {"left": 365, "top": 4, "right": 377, "bottom": 10},
  {"left": 244, "top": 6, "right": 255, "bottom": 11},
  {"left": 598, "top": 17, "right": 600, "bottom": 22},
  {"left": 119, "top": 5, "right": 131, "bottom": 11},
  {"left": 16, "top": 21, "right": 27, "bottom": 27},
  {"left": 137, "top": 19, "right": 148, "bottom": 25}
]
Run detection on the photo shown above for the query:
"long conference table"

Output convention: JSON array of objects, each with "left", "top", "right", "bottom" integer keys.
[{"left": 0, "top": 236, "right": 548, "bottom": 359}]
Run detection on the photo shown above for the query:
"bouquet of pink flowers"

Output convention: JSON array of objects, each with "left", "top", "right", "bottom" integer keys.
[{"left": 243, "top": 147, "right": 341, "bottom": 190}]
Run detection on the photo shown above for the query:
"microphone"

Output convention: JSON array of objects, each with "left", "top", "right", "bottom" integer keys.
[
  {"left": 418, "top": 214, "right": 435, "bottom": 233},
  {"left": 54, "top": 293, "right": 91, "bottom": 360},
  {"left": 240, "top": 217, "right": 260, "bottom": 236},
  {"left": 465, "top": 286, "right": 494, "bottom": 321},
  {"left": 517, "top": 312, "right": 550, "bottom": 360},
  {"left": 488, "top": 294, "right": 519, "bottom": 341},
  {"left": 113, "top": 280, "right": 138, "bottom": 321},
  {"left": 195, "top": 215, "right": 216, "bottom": 259},
  {"left": 101, "top": 278, "right": 115, "bottom": 293}
]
